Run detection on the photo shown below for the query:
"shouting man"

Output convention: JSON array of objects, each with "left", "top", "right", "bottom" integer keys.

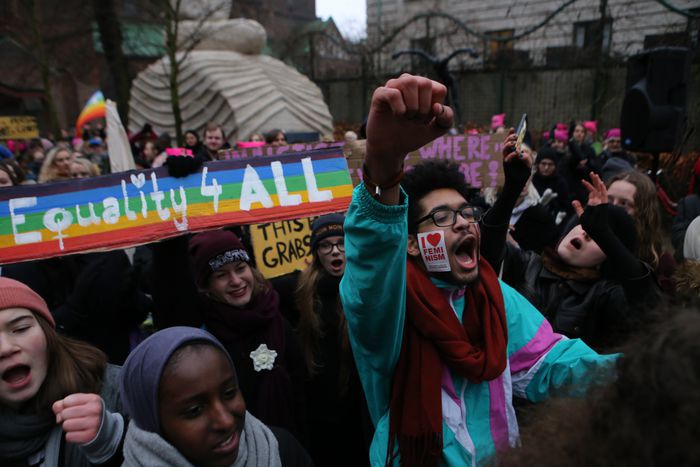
[{"left": 340, "top": 74, "right": 616, "bottom": 466}]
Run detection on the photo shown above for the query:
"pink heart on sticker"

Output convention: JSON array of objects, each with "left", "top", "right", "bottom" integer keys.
[{"left": 427, "top": 233, "right": 441, "bottom": 247}]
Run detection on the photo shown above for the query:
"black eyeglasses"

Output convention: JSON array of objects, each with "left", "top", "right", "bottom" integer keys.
[
  {"left": 318, "top": 240, "right": 345, "bottom": 254},
  {"left": 415, "top": 206, "right": 483, "bottom": 227}
]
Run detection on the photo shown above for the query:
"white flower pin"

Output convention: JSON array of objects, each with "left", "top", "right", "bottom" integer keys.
[{"left": 249, "top": 344, "right": 277, "bottom": 372}]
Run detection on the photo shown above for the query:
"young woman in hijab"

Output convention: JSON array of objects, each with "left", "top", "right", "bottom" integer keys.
[
  {"left": 0, "top": 277, "right": 125, "bottom": 467},
  {"left": 120, "top": 326, "right": 313, "bottom": 467},
  {"left": 151, "top": 230, "right": 307, "bottom": 442}
]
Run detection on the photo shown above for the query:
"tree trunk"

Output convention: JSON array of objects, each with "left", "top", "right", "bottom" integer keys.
[
  {"left": 92, "top": 0, "right": 131, "bottom": 127},
  {"left": 27, "top": 0, "right": 61, "bottom": 138},
  {"left": 165, "top": 1, "right": 183, "bottom": 145}
]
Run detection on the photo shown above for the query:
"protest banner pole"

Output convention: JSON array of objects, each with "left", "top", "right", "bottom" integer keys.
[{"left": 106, "top": 99, "right": 136, "bottom": 173}]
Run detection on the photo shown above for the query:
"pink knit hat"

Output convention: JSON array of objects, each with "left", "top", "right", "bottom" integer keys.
[
  {"left": 583, "top": 120, "right": 598, "bottom": 134},
  {"left": 554, "top": 129, "right": 569, "bottom": 142},
  {"left": 0, "top": 277, "right": 55, "bottom": 327},
  {"left": 606, "top": 128, "right": 621, "bottom": 139},
  {"left": 491, "top": 114, "right": 506, "bottom": 129}
]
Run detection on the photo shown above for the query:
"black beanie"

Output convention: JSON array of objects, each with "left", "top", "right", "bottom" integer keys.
[
  {"left": 311, "top": 213, "right": 345, "bottom": 251},
  {"left": 605, "top": 204, "right": 638, "bottom": 254},
  {"left": 536, "top": 147, "right": 558, "bottom": 165},
  {"left": 557, "top": 204, "right": 638, "bottom": 254}
]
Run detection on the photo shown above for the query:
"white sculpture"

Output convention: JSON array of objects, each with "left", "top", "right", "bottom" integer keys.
[{"left": 129, "top": 17, "right": 333, "bottom": 142}]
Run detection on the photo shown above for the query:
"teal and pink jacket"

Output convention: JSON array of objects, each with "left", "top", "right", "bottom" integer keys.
[{"left": 339, "top": 185, "right": 617, "bottom": 466}]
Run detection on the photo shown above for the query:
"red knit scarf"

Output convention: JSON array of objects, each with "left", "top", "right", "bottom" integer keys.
[{"left": 387, "top": 258, "right": 508, "bottom": 467}]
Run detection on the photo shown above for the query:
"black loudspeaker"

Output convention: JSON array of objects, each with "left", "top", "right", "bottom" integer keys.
[{"left": 620, "top": 47, "right": 690, "bottom": 153}]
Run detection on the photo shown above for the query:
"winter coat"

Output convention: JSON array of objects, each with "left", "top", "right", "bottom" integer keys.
[
  {"left": 297, "top": 272, "right": 373, "bottom": 467},
  {"left": 501, "top": 245, "right": 652, "bottom": 351},
  {"left": 557, "top": 141, "right": 597, "bottom": 204}
]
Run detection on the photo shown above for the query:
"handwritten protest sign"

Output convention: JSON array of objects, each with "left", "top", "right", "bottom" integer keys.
[
  {"left": 0, "top": 148, "right": 352, "bottom": 264},
  {"left": 346, "top": 134, "right": 505, "bottom": 188},
  {"left": 221, "top": 141, "right": 345, "bottom": 160},
  {"left": 0, "top": 116, "right": 39, "bottom": 139},
  {"left": 250, "top": 218, "right": 313, "bottom": 278}
]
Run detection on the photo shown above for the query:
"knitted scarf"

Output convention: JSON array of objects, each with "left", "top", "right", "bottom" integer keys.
[
  {"left": 541, "top": 248, "right": 600, "bottom": 282},
  {"left": 387, "top": 258, "right": 508, "bottom": 467},
  {"left": 202, "top": 287, "right": 293, "bottom": 429},
  {"left": 0, "top": 410, "right": 55, "bottom": 467},
  {"left": 122, "top": 411, "right": 281, "bottom": 467}
]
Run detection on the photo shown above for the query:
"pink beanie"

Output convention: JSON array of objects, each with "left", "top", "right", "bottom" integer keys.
[
  {"left": 0, "top": 277, "right": 55, "bottom": 327},
  {"left": 556, "top": 123, "right": 568, "bottom": 131},
  {"left": 606, "top": 128, "right": 621, "bottom": 139},
  {"left": 584, "top": 120, "right": 598, "bottom": 134},
  {"left": 554, "top": 129, "right": 569, "bottom": 142},
  {"left": 491, "top": 114, "right": 506, "bottom": 129}
]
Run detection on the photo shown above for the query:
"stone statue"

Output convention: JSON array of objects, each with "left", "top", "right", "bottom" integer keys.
[{"left": 129, "top": 16, "right": 333, "bottom": 143}]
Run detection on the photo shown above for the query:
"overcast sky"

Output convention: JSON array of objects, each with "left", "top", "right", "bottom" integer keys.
[{"left": 316, "top": 0, "right": 367, "bottom": 40}]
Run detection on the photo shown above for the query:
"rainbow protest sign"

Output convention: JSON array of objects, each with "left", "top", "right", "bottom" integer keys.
[{"left": 0, "top": 148, "right": 352, "bottom": 264}]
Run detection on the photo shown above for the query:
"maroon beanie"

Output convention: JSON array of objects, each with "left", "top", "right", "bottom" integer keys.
[
  {"left": 188, "top": 230, "right": 251, "bottom": 288},
  {"left": 0, "top": 277, "right": 55, "bottom": 327}
]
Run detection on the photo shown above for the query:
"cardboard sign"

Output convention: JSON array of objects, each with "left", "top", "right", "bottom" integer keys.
[
  {"left": 250, "top": 218, "right": 313, "bottom": 278},
  {"left": 221, "top": 141, "right": 345, "bottom": 160},
  {"left": 346, "top": 134, "right": 505, "bottom": 188},
  {"left": 417, "top": 230, "right": 451, "bottom": 272},
  {"left": 0, "top": 116, "right": 39, "bottom": 140},
  {"left": 0, "top": 148, "right": 352, "bottom": 264}
]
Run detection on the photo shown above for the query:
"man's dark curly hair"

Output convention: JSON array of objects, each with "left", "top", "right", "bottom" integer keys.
[{"left": 401, "top": 160, "right": 472, "bottom": 233}]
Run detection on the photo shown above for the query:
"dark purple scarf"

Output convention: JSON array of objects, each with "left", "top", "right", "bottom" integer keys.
[{"left": 201, "top": 287, "right": 293, "bottom": 428}]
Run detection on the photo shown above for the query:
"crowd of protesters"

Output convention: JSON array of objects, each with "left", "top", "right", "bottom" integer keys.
[{"left": 1, "top": 73, "right": 699, "bottom": 467}]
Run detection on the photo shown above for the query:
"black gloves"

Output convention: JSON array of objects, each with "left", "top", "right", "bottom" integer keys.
[{"left": 165, "top": 155, "right": 202, "bottom": 178}]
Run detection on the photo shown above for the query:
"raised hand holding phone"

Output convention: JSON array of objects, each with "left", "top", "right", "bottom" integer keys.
[{"left": 515, "top": 113, "right": 528, "bottom": 158}]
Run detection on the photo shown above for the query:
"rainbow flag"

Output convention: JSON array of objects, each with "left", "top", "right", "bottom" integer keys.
[
  {"left": 0, "top": 148, "right": 352, "bottom": 264},
  {"left": 75, "top": 91, "right": 106, "bottom": 137}
]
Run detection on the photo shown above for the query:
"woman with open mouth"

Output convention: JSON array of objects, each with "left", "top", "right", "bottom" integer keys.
[
  {"left": 290, "top": 214, "right": 372, "bottom": 466},
  {"left": 119, "top": 327, "right": 312, "bottom": 467},
  {"left": 150, "top": 229, "right": 307, "bottom": 443},
  {"left": 487, "top": 151, "right": 661, "bottom": 351},
  {"left": 0, "top": 277, "right": 125, "bottom": 467}
]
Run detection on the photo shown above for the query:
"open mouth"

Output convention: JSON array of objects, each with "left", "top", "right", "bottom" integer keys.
[
  {"left": 2, "top": 364, "right": 31, "bottom": 387},
  {"left": 330, "top": 259, "right": 344, "bottom": 269},
  {"left": 213, "top": 430, "right": 240, "bottom": 455},
  {"left": 454, "top": 236, "right": 477, "bottom": 270},
  {"left": 570, "top": 238, "right": 583, "bottom": 250}
]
